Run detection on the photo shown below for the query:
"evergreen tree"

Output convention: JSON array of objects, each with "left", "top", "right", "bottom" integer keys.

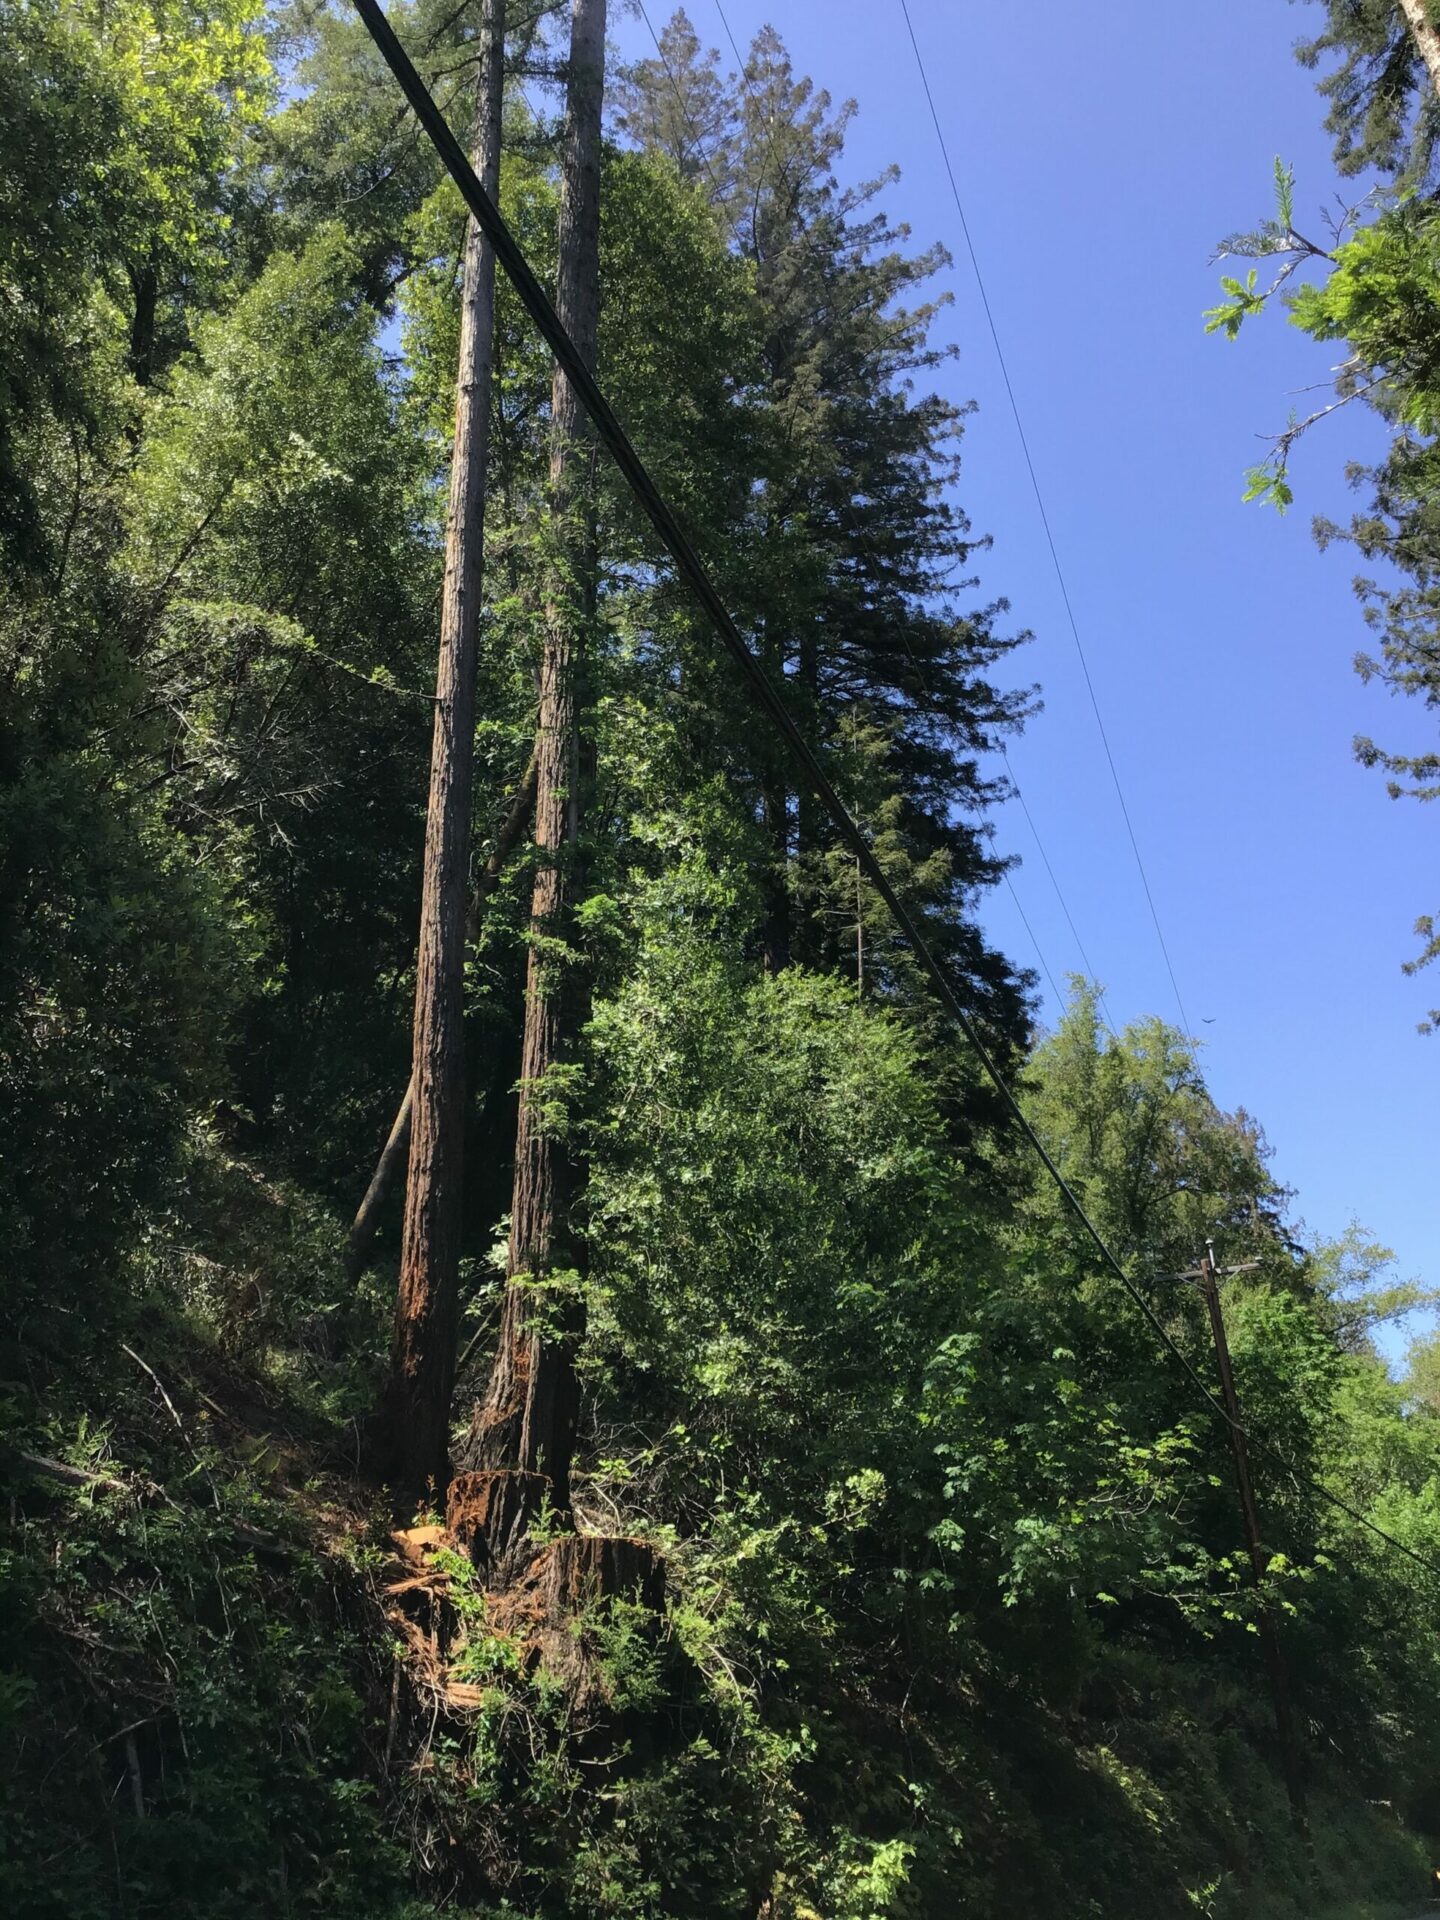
[
  {"left": 614, "top": 15, "right": 1033, "bottom": 1054},
  {"left": 460, "top": 0, "right": 608, "bottom": 1534},
  {"left": 5, "top": 6, "right": 1440, "bottom": 1912},
  {"left": 387, "top": 0, "right": 508, "bottom": 1505},
  {"left": 1295, "top": 0, "right": 1440, "bottom": 184}
]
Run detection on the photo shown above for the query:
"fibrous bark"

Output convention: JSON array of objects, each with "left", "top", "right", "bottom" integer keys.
[
  {"left": 446, "top": 1467, "right": 553, "bottom": 1582},
  {"left": 384, "top": 0, "right": 506, "bottom": 1504},
  {"left": 461, "top": 0, "right": 606, "bottom": 1525},
  {"left": 346, "top": 750, "right": 537, "bottom": 1285}
]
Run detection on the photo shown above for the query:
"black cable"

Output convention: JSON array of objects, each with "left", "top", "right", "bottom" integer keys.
[
  {"left": 895, "top": 0, "right": 1194, "bottom": 1044},
  {"left": 348, "top": 0, "right": 1440, "bottom": 1586}
]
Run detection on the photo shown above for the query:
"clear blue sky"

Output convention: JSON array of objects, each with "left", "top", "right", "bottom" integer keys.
[{"left": 608, "top": 0, "right": 1436, "bottom": 1348}]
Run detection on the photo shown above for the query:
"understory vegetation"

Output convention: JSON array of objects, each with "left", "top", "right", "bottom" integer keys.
[{"left": 3, "top": 3, "right": 1440, "bottom": 1916}]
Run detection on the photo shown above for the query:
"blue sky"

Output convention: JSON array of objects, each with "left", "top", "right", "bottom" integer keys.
[{"left": 605, "top": 0, "right": 1437, "bottom": 1347}]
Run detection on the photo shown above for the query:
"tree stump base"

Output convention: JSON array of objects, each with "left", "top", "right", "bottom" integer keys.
[
  {"left": 482, "top": 1532, "right": 664, "bottom": 1639},
  {"left": 487, "top": 1532, "right": 667, "bottom": 1710},
  {"left": 448, "top": 1477, "right": 668, "bottom": 1726},
  {"left": 446, "top": 1468, "right": 552, "bottom": 1583},
  {"left": 532, "top": 1532, "right": 663, "bottom": 1616}
]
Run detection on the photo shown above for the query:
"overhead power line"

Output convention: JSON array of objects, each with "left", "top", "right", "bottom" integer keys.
[
  {"left": 636, "top": 0, "right": 749, "bottom": 249},
  {"left": 1002, "top": 746, "right": 1120, "bottom": 1037},
  {"left": 895, "top": 0, "right": 1194, "bottom": 1043},
  {"left": 349, "top": 0, "right": 1440, "bottom": 1585},
  {"left": 642, "top": 0, "right": 1082, "bottom": 1006}
]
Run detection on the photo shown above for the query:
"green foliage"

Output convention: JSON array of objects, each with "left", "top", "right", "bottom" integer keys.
[
  {"left": 1295, "top": 0, "right": 1440, "bottom": 187},
  {"left": 0, "top": 1220, "right": 415, "bottom": 1918},
  {"left": 1210, "top": 70, "right": 1440, "bottom": 1020},
  {"left": 1204, "top": 268, "right": 1268, "bottom": 341},
  {"left": 0, "top": 1484, "right": 414, "bottom": 1920},
  {"left": 0, "top": 555, "right": 246, "bottom": 1287},
  {"left": 0, "top": 0, "right": 269, "bottom": 556},
  {"left": 4, "top": 3, "right": 1440, "bottom": 1916}
]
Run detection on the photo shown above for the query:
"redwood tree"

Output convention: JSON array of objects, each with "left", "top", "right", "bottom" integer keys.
[
  {"left": 385, "top": 0, "right": 507, "bottom": 1504},
  {"left": 460, "top": 0, "right": 607, "bottom": 1523}
]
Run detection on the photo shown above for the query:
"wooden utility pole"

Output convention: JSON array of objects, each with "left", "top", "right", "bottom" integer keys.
[
  {"left": 1187, "top": 1242, "right": 1308, "bottom": 1827},
  {"left": 384, "top": 0, "right": 507, "bottom": 1504},
  {"left": 1399, "top": 0, "right": 1440, "bottom": 101},
  {"left": 461, "top": 0, "right": 606, "bottom": 1526}
]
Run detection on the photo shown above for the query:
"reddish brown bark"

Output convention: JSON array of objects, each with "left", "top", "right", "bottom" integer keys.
[
  {"left": 384, "top": 0, "right": 506, "bottom": 1504},
  {"left": 346, "top": 750, "right": 537, "bottom": 1286},
  {"left": 447, "top": 1468, "right": 553, "bottom": 1583},
  {"left": 461, "top": 0, "right": 606, "bottom": 1523}
]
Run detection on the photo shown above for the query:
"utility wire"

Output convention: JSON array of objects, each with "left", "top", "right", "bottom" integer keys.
[
  {"left": 999, "top": 868, "right": 1064, "bottom": 1009},
  {"left": 640, "top": 8, "right": 1079, "bottom": 1003},
  {"left": 895, "top": 0, "right": 1194, "bottom": 1043},
  {"left": 1002, "top": 746, "right": 1120, "bottom": 1038},
  {"left": 349, "top": 0, "right": 1440, "bottom": 1585},
  {"left": 703, "top": 4, "right": 1084, "bottom": 1015},
  {"left": 716, "top": 0, "right": 1430, "bottom": 1575},
  {"left": 636, "top": 0, "right": 747, "bottom": 249}
]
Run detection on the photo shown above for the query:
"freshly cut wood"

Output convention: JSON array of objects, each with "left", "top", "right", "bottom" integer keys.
[
  {"left": 446, "top": 1467, "right": 553, "bottom": 1578},
  {"left": 382, "top": 1498, "right": 668, "bottom": 1753},
  {"left": 478, "top": 1535, "right": 665, "bottom": 1639},
  {"left": 442, "top": 1680, "right": 491, "bottom": 1711},
  {"left": 391, "top": 1522, "right": 449, "bottom": 1564},
  {"left": 383, "top": 1572, "right": 447, "bottom": 1600},
  {"left": 482, "top": 1532, "right": 667, "bottom": 1703}
]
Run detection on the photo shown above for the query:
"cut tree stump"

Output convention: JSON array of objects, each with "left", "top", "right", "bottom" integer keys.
[
  {"left": 531, "top": 1533, "right": 664, "bottom": 1617},
  {"left": 446, "top": 1468, "right": 551, "bottom": 1581},
  {"left": 446, "top": 1472, "right": 663, "bottom": 1620},
  {"left": 446, "top": 1475, "right": 668, "bottom": 1720},
  {"left": 384, "top": 1501, "right": 673, "bottom": 1778},
  {"left": 485, "top": 1532, "right": 667, "bottom": 1704}
]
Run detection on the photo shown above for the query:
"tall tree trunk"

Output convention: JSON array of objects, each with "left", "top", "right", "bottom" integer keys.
[
  {"left": 792, "top": 626, "right": 821, "bottom": 965},
  {"left": 1399, "top": 0, "right": 1440, "bottom": 99},
  {"left": 760, "top": 773, "right": 791, "bottom": 974},
  {"left": 384, "top": 0, "right": 506, "bottom": 1505},
  {"left": 462, "top": 0, "right": 606, "bottom": 1518},
  {"left": 128, "top": 255, "right": 158, "bottom": 387},
  {"left": 757, "top": 614, "right": 791, "bottom": 974},
  {"left": 345, "top": 750, "right": 537, "bottom": 1286}
]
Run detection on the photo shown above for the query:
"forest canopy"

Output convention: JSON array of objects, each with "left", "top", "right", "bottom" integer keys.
[{"left": 2, "top": 4, "right": 1439, "bottom": 1918}]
